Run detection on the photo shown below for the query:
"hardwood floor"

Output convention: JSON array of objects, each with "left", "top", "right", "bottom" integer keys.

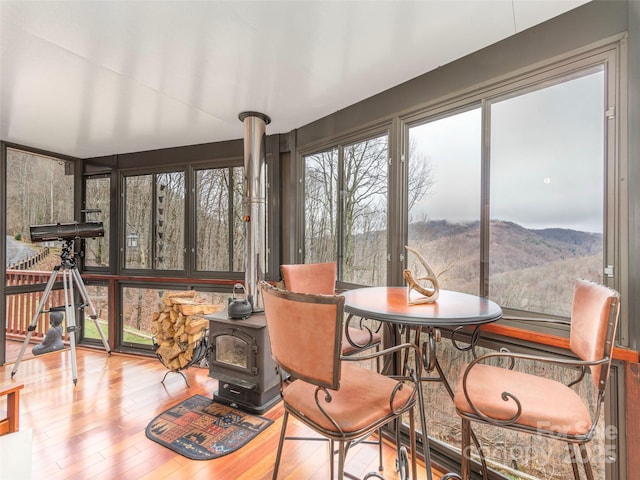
[{"left": 1, "top": 345, "right": 444, "bottom": 479}]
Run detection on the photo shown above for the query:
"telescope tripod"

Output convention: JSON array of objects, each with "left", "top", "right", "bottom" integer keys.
[{"left": 11, "top": 239, "right": 111, "bottom": 385}]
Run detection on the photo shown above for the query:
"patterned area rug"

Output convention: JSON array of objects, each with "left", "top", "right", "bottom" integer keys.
[{"left": 145, "top": 395, "right": 273, "bottom": 460}]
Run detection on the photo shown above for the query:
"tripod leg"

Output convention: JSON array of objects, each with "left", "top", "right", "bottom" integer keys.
[
  {"left": 63, "top": 270, "right": 79, "bottom": 386},
  {"left": 11, "top": 267, "right": 61, "bottom": 379},
  {"left": 70, "top": 267, "right": 111, "bottom": 354}
]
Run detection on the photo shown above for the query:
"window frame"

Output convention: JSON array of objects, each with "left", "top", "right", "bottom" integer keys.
[
  {"left": 299, "top": 125, "right": 392, "bottom": 288},
  {"left": 120, "top": 168, "right": 187, "bottom": 274},
  {"left": 399, "top": 43, "right": 625, "bottom": 339},
  {"left": 117, "top": 156, "right": 251, "bottom": 280},
  {"left": 404, "top": 104, "right": 483, "bottom": 297},
  {"left": 191, "top": 163, "right": 246, "bottom": 276},
  {"left": 82, "top": 173, "right": 112, "bottom": 272}
]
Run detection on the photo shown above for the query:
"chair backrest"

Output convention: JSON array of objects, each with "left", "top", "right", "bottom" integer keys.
[
  {"left": 281, "top": 262, "right": 336, "bottom": 295},
  {"left": 569, "top": 278, "right": 620, "bottom": 390},
  {"left": 260, "top": 281, "right": 344, "bottom": 389}
]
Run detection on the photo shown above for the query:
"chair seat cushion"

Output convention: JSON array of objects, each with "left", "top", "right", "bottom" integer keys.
[
  {"left": 454, "top": 363, "right": 592, "bottom": 435},
  {"left": 341, "top": 327, "right": 382, "bottom": 355},
  {"left": 284, "top": 362, "right": 413, "bottom": 436}
]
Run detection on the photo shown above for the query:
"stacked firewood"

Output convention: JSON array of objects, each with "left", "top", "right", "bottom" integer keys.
[{"left": 151, "top": 291, "right": 224, "bottom": 371}]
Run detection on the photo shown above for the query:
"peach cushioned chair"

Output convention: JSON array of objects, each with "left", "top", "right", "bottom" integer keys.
[
  {"left": 280, "top": 262, "right": 382, "bottom": 356},
  {"left": 452, "top": 279, "right": 620, "bottom": 480},
  {"left": 280, "top": 262, "right": 385, "bottom": 472},
  {"left": 260, "top": 281, "right": 422, "bottom": 480}
]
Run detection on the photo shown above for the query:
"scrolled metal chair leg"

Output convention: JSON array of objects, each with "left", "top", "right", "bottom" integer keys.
[
  {"left": 567, "top": 443, "right": 582, "bottom": 480},
  {"left": 396, "top": 446, "right": 409, "bottom": 480},
  {"left": 460, "top": 418, "right": 471, "bottom": 479},
  {"left": 272, "top": 411, "right": 289, "bottom": 480},
  {"left": 579, "top": 443, "right": 595, "bottom": 480},
  {"left": 378, "top": 428, "right": 384, "bottom": 472},
  {"left": 362, "top": 473, "right": 384, "bottom": 480},
  {"left": 337, "top": 441, "right": 348, "bottom": 480}
]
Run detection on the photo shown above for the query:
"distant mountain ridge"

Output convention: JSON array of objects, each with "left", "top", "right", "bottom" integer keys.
[
  {"left": 405, "top": 220, "right": 602, "bottom": 316},
  {"left": 409, "top": 219, "right": 602, "bottom": 274}
]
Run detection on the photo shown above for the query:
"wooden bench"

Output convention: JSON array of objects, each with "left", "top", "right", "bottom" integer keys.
[{"left": 0, "top": 383, "right": 24, "bottom": 435}]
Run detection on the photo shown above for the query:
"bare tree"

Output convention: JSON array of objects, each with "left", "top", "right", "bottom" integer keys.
[
  {"left": 232, "top": 167, "right": 245, "bottom": 272},
  {"left": 304, "top": 149, "right": 338, "bottom": 263},
  {"left": 84, "top": 177, "right": 110, "bottom": 267},
  {"left": 156, "top": 172, "right": 184, "bottom": 270},
  {"left": 195, "top": 166, "right": 244, "bottom": 272},
  {"left": 197, "top": 169, "right": 226, "bottom": 270},
  {"left": 343, "top": 136, "right": 388, "bottom": 283},
  {"left": 407, "top": 137, "right": 435, "bottom": 213},
  {"left": 125, "top": 175, "right": 152, "bottom": 268}
]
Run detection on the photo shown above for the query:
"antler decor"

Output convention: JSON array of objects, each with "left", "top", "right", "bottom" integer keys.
[{"left": 403, "top": 245, "right": 439, "bottom": 305}]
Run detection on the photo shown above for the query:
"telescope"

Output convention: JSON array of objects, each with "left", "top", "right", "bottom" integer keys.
[
  {"left": 29, "top": 221, "right": 105, "bottom": 243},
  {"left": 13, "top": 220, "right": 112, "bottom": 385}
]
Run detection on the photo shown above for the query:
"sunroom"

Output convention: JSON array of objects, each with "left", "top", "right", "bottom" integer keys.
[{"left": 2, "top": 1, "right": 640, "bottom": 479}]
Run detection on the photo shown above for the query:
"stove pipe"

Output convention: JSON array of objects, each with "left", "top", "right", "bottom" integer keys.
[{"left": 239, "top": 111, "right": 271, "bottom": 313}]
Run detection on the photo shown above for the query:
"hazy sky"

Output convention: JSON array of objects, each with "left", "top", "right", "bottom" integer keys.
[{"left": 409, "top": 69, "right": 604, "bottom": 234}]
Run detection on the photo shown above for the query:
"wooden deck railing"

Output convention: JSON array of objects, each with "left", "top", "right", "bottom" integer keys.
[
  {"left": 7, "top": 247, "right": 50, "bottom": 270},
  {"left": 5, "top": 269, "right": 67, "bottom": 341}
]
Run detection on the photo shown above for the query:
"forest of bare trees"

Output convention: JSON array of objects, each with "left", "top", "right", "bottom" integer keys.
[
  {"left": 5, "top": 149, "right": 74, "bottom": 239},
  {"left": 195, "top": 166, "right": 245, "bottom": 272}
]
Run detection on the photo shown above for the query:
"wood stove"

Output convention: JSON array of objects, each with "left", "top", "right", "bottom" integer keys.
[
  {"left": 206, "top": 311, "right": 280, "bottom": 414},
  {"left": 204, "top": 111, "right": 280, "bottom": 414}
]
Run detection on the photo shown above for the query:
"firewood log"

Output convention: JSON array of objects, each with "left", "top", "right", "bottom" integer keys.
[{"left": 152, "top": 292, "right": 223, "bottom": 371}]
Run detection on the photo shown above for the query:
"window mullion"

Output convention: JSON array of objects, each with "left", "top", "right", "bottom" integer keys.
[
  {"left": 480, "top": 99, "right": 491, "bottom": 298},
  {"left": 336, "top": 146, "right": 345, "bottom": 282}
]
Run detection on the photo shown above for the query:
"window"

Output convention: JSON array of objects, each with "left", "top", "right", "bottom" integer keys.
[
  {"left": 194, "top": 166, "right": 245, "bottom": 272},
  {"left": 5, "top": 148, "right": 74, "bottom": 264},
  {"left": 81, "top": 283, "right": 109, "bottom": 343},
  {"left": 4, "top": 147, "right": 75, "bottom": 362},
  {"left": 124, "top": 172, "right": 185, "bottom": 271},
  {"left": 489, "top": 69, "right": 605, "bottom": 317},
  {"left": 405, "top": 67, "right": 609, "bottom": 321},
  {"left": 120, "top": 285, "right": 230, "bottom": 350},
  {"left": 407, "top": 108, "right": 482, "bottom": 295},
  {"left": 84, "top": 175, "right": 110, "bottom": 268},
  {"left": 121, "top": 285, "right": 167, "bottom": 349},
  {"left": 303, "top": 133, "right": 388, "bottom": 285},
  {"left": 304, "top": 148, "right": 338, "bottom": 265}
]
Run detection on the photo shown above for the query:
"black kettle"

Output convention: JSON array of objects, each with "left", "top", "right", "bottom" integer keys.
[{"left": 228, "top": 283, "right": 253, "bottom": 319}]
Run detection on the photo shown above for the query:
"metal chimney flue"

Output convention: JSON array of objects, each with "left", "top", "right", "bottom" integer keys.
[{"left": 239, "top": 111, "right": 270, "bottom": 313}]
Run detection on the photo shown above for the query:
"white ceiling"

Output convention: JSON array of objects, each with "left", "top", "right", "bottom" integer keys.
[{"left": 0, "top": 0, "right": 590, "bottom": 159}]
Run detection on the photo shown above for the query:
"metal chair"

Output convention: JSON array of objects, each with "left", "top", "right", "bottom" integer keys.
[
  {"left": 280, "top": 262, "right": 386, "bottom": 472},
  {"left": 280, "top": 262, "right": 382, "bottom": 356},
  {"left": 260, "top": 281, "right": 422, "bottom": 480},
  {"left": 453, "top": 279, "right": 620, "bottom": 480}
]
